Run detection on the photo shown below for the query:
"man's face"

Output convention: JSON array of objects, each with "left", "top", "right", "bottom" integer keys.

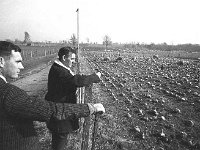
[
  {"left": 63, "top": 52, "right": 76, "bottom": 68},
  {"left": 0, "top": 50, "right": 24, "bottom": 79}
]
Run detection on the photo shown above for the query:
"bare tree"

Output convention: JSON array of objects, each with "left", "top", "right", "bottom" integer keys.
[
  {"left": 69, "top": 34, "right": 77, "bottom": 46},
  {"left": 103, "top": 35, "right": 112, "bottom": 50},
  {"left": 24, "top": 31, "right": 31, "bottom": 46}
]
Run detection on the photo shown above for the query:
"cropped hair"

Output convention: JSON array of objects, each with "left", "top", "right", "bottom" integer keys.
[
  {"left": 0, "top": 41, "right": 21, "bottom": 57},
  {"left": 58, "top": 46, "right": 74, "bottom": 60}
]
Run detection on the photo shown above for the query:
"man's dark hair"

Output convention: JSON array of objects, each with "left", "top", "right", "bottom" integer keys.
[
  {"left": 0, "top": 41, "right": 21, "bottom": 57},
  {"left": 58, "top": 46, "right": 74, "bottom": 60}
]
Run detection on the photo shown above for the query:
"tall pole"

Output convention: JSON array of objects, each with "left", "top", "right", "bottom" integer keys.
[
  {"left": 76, "top": 8, "right": 82, "bottom": 105},
  {"left": 76, "top": 8, "right": 79, "bottom": 57}
]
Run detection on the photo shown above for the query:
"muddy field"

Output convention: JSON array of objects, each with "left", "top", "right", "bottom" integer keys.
[{"left": 83, "top": 51, "right": 200, "bottom": 150}]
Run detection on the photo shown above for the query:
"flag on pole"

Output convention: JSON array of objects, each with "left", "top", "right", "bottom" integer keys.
[{"left": 76, "top": 8, "right": 79, "bottom": 12}]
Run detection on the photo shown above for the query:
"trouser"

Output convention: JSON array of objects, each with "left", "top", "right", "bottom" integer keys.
[{"left": 51, "top": 132, "right": 69, "bottom": 150}]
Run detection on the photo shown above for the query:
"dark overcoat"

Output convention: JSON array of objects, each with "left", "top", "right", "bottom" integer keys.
[{"left": 45, "top": 62, "right": 100, "bottom": 133}]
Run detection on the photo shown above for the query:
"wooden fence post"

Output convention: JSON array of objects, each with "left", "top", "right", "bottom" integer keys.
[{"left": 81, "top": 84, "right": 93, "bottom": 150}]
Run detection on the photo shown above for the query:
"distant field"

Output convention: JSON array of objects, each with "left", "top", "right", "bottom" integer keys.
[
  {"left": 82, "top": 46, "right": 200, "bottom": 60},
  {"left": 138, "top": 50, "right": 200, "bottom": 60}
]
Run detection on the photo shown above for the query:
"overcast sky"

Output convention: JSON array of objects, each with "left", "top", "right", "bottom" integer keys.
[{"left": 0, "top": 0, "right": 199, "bottom": 44}]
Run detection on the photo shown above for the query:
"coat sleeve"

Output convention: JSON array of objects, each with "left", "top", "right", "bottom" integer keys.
[
  {"left": 61, "top": 73, "right": 100, "bottom": 88},
  {"left": 4, "top": 84, "right": 93, "bottom": 122},
  {"left": 74, "top": 73, "right": 101, "bottom": 87}
]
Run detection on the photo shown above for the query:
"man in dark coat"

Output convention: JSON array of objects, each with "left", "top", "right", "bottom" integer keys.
[
  {"left": 0, "top": 41, "right": 105, "bottom": 150},
  {"left": 45, "top": 46, "right": 102, "bottom": 150}
]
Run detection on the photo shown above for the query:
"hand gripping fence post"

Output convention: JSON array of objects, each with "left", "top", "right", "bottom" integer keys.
[
  {"left": 81, "top": 84, "right": 93, "bottom": 150},
  {"left": 81, "top": 84, "right": 102, "bottom": 150},
  {"left": 91, "top": 69, "right": 102, "bottom": 150}
]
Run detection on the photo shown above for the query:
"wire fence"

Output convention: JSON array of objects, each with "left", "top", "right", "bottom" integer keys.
[{"left": 21, "top": 47, "right": 59, "bottom": 61}]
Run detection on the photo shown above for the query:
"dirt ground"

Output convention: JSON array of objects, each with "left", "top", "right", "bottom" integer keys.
[{"left": 83, "top": 51, "right": 200, "bottom": 150}]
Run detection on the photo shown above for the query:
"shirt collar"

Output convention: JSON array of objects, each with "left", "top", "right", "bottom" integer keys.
[
  {"left": 0, "top": 75, "right": 7, "bottom": 83},
  {"left": 54, "top": 59, "right": 75, "bottom": 76}
]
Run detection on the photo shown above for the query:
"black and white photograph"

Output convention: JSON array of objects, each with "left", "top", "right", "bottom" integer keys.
[{"left": 0, "top": 0, "right": 200, "bottom": 150}]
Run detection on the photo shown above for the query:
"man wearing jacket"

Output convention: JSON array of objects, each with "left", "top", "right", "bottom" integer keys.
[
  {"left": 0, "top": 41, "right": 105, "bottom": 150},
  {"left": 45, "top": 46, "right": 102, "bottom": 150}
]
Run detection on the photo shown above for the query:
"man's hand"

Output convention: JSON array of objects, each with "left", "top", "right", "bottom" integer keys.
[
  {"left": 93, "top": 103, "right": 105, "bottom": 114},
  {"left": 96, "top": 72, "right": 101, "bottom": 78},
  {"left": 94, "top": 69, "right": 101, "bottom": 78}
]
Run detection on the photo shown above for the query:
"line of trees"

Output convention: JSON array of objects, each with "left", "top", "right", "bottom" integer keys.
[
  {"left": 9, "top": 32, "right": 200, "bottom": 53},
  {"left": 5, "top": 31, "right": 114, "bottom": 48}
]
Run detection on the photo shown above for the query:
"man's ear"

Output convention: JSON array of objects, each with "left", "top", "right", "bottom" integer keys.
[
  {"left": 0, "top": 57, "right": 5, "bottom": 68},
  {"left": 62, "top": 55, "right": 66, "bottom": 61}
]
